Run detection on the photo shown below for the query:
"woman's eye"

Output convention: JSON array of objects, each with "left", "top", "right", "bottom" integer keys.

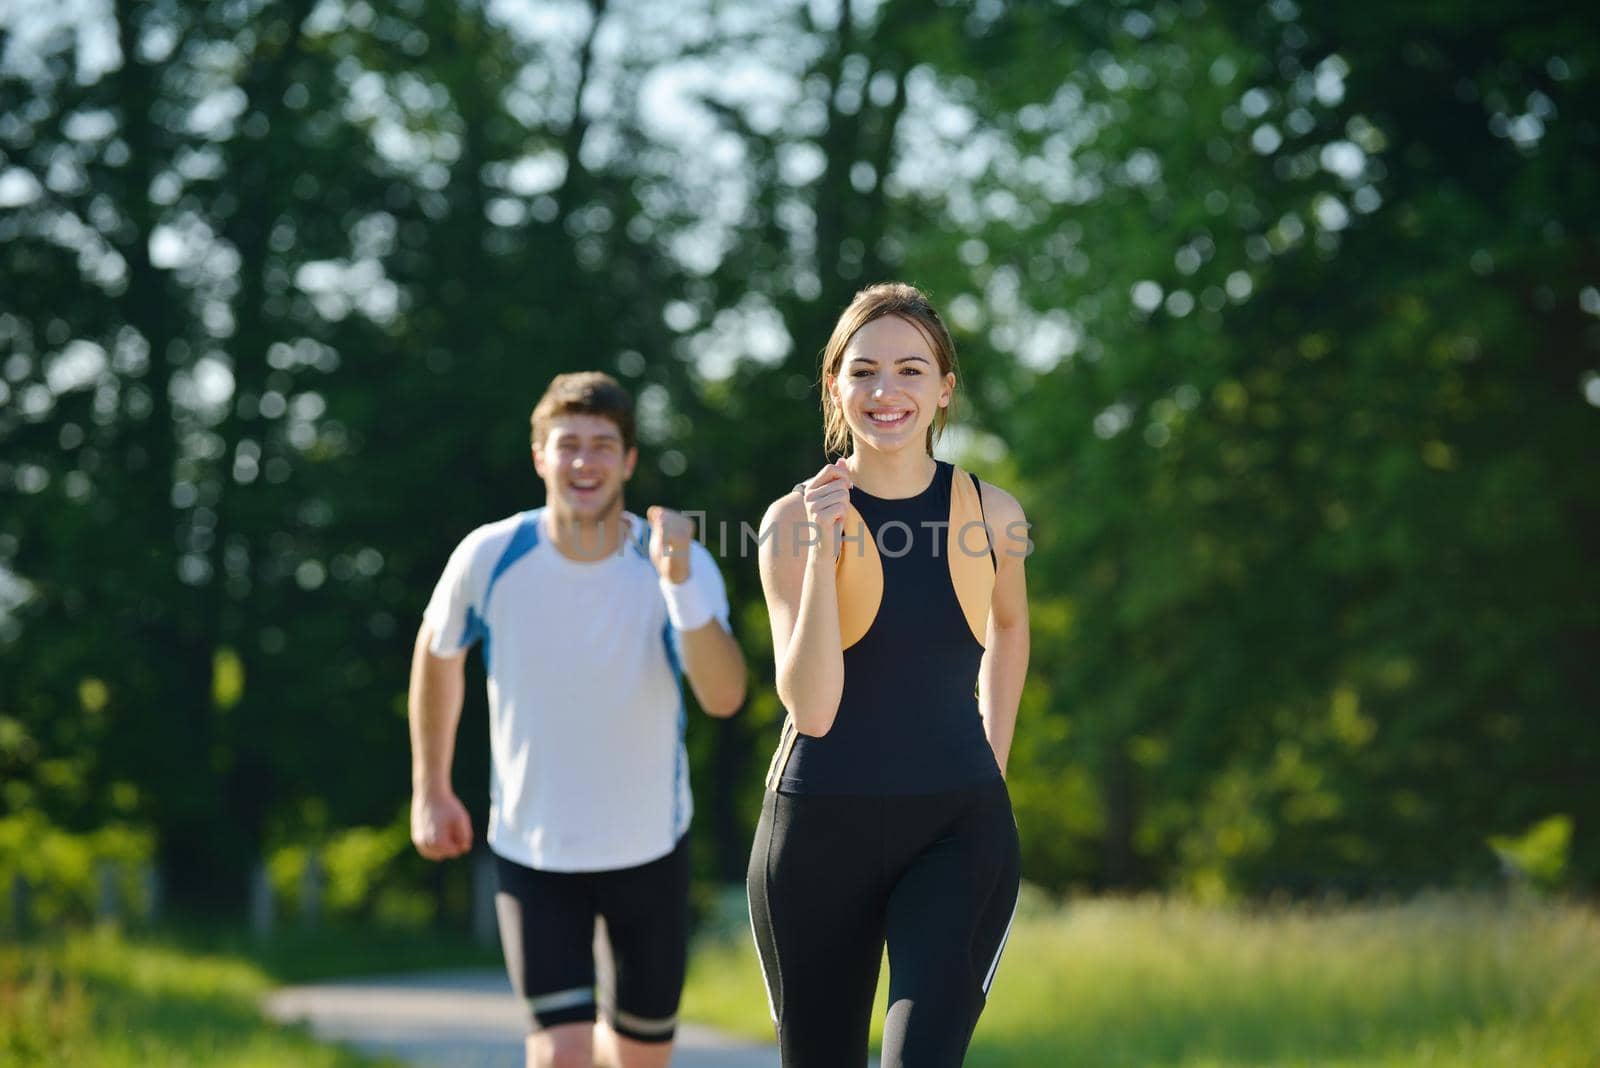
[
  {"left": 852, "top": 370, "right": 873, "bottom": 377},
  {"left": 901, "top": 368, "right": 922, "bottom": 375}
]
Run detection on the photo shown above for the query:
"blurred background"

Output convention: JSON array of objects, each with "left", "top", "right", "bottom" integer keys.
[{"left": 1, "top": 0, "right": 1597, "bottom": 1061}]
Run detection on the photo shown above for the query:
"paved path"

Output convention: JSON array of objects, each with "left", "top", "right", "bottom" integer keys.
[{"left": 264, "top": 969, "right": 782, "bottom": 1068}]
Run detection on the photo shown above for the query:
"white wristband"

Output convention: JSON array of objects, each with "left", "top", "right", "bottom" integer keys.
[{"left": 660, "top": 576, "right": 715, "bottom": 631}]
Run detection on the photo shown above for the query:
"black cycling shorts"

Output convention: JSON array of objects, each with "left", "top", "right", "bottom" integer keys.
[{"left": 494, "top": 835, "right": 689, "bottom": 1044}]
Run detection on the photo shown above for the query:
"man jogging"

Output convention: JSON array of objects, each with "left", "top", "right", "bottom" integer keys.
[{"left": 408, "top": 371, "right": 746, "bottom": 1068}]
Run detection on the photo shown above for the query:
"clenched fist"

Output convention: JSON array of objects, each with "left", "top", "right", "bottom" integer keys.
[
  {"left": 647, "top": 505, "right": 695, "bottom": 584},
  {"left": 411, "top": 789, "right": 473, "bottom": 861},
  {"left": 800, "top": 460, "right": 853, "bottom": 555}
]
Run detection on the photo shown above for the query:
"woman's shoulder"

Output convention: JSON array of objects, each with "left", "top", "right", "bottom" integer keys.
[
  {"left": 756, "top": 486, "right": 814, "bottom": 579},
  {"left": 758, "top": 485, "right": 810, "bottom": 554},
  {"left": 762, "top": 485, "right": 807, "bottom": 524},
  {"left": 967, "top": 473, "right": 1026, "bottom": 526}
]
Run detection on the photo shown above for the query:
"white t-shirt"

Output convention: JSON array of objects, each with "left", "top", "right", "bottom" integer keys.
[{"left": 423, "top": 508, "right": 730, "bottom": 873}]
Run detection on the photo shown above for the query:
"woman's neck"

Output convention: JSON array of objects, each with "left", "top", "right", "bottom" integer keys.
[{"left": 845, "top": 446, "right": 937, "bottom": 499}]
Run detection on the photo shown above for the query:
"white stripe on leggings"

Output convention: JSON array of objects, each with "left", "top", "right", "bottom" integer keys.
[
  {"left": 982, "top": 892, "right": 1020, "bottom": 994},
  {"left": 747, "top": 890, "right": 778, "bottom": 1022}
]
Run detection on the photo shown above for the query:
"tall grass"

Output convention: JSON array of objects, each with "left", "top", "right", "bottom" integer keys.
[
  {"left": 681, "top": 893, "right": 1600, "bottom": 1067},
  {"left": 4, "top": 896, "right": 1594, "bottom": 1067},
  {"left": 0, "top": 926, "right": 404, "bottom": 1068}
]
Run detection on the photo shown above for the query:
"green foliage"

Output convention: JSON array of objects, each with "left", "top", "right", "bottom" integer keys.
[
  {"left": 0, "top": 814, "right": 154, "bottom": 931},
  {"left": 266, "top": 814, "right": 435, "bottom": 928},
  {"left": 1490, "top": 815, "right": 1574, "bottom": 892},
  {"left": 213, "top": 647, "right": 245, "bottom": 713},
  {"left": 1, "top": 0, "right": 1593, "bottom": 911},
  {"left": 880, "top": 0, "right": 1600, "bottom": 894}
]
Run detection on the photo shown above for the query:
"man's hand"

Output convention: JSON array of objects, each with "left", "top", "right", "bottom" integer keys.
[
  {"left": 647, "top": 506, "right": 695, "bottom": 584},
  {"left": 411, "top": 790, "right": 473, "bottom": 860}
]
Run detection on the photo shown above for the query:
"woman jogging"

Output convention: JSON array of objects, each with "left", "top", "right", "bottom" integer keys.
[{"left": 748, "top": 283, "right": 1031, "bottom": 1067}]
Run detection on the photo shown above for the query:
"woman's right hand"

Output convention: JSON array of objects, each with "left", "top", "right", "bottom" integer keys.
[
  {"left": 763, "top": 466, "right": 850, "bottom": 735},
  {"left": 799, "top": 460, "right": 853, "bottom": 554}
]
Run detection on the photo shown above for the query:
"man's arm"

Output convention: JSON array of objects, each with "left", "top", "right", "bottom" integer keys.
[
  {"left": 648, "top": 507, "right": 747, "bottom": 717},
  {"left": 408, "top": 622, "right": 474, "bottom": 859},
  {"left": 676, "top": 618, "right": 747, "bottom": 717}
]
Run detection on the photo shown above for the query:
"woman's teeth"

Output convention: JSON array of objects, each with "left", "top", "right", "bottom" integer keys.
[{"left": 869, "top": 411, "right": 909, "bottom": 425}]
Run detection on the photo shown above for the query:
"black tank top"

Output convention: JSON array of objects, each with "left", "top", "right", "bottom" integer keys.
[{"left": 766, "top": 460, "right": 1001, "bottom": 794}]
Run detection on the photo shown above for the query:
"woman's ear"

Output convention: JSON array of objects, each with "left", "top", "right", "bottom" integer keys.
[{"left": 939, "top": 371, "right": 956, "bottom": 408}]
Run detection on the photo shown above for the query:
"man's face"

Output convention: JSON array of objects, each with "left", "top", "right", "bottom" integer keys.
[{"left": 532, "top": 413, "right": 637, "bottom": 522}]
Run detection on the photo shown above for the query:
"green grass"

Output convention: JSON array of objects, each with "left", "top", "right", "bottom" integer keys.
[
  {"left": 0, "top": 921, "right": 501, "bottom": 1067},
  {"left": 680, "top": 893, "right": 1600, "bottom": 1067},
  {"left": 6, "top": 897, "right": 1595, "bottom": 1067},
  {"left": 172, "top": 921, "right": 503, "bottom": 984},
  {"left": 0, "top": 925, "right": 398, "bottom": 1068}
]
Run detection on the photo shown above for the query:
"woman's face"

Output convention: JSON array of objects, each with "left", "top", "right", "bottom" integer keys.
[{"left": 830, "top": 315, "right": 954, "bottom": 456}]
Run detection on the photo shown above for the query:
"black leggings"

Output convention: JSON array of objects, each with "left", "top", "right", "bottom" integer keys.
[{"left": 747, "top": 777, "right": 1021, "bottom": 1068}]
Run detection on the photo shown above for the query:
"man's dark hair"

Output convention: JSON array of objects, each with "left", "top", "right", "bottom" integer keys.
[{"left": 530, "top": 372, "right": 637, "bottom": 451}]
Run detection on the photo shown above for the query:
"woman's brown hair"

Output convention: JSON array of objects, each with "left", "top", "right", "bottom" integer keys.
[{"left": 819, "top": 282, "right": 960, "bottom": 458}]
